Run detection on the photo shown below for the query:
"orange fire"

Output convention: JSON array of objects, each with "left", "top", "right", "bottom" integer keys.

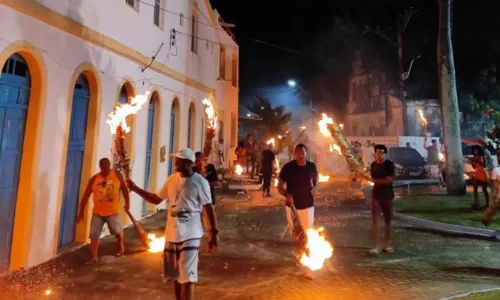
[
  {"left": 274, "top": 178, "right": 279, "bottom": 187},
  {"left": 235, "top": 164, "right": 243, "bottom": 175},
  {"left": 147, "top": 233, "right": 165, "bottom": 253},
  {"left": 439, "top": 152, "right": 445, "bottom": 161},
  {"left": 329, "top": 144, "right": 341, "bottom": 155},
  {"left": 417, "top": 108, "right": 428, "bottom": 128},
  {"left": 44, "top": 289, "right": 52, "bottom": 296},
  {"left": 300, "top": 126, "right": 307, "bottom": 130},
  {"left": 318, "top": 173, "right": 330, "bottom": 182},
  {"left": 266, "top": 138, "right": 276, "bottom": 145},
  {"left": 202, "top": 98, "right": 218, "bottom": 129},
  {"left": 299, "top": 227, "right": 334, "bottom": 271},
  {"left": 106, "top": 91, "right": 151, "bottom": 134},
  {"left": 317, "top": 113, "right": 334, "bottom": 137}
]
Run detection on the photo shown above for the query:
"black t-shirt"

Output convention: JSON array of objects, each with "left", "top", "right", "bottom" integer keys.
[
  {"left": 261, "top": 149, "right": 275, "bottom": 173},
  {"left": 193, "top": 164, "right": 218, "bottom": 183},
  {"left": 370, "top": 160, "right": 395, "bottom": 200},
  {"left": 279, "top": 160, "right": 318, "bottom": 210}
]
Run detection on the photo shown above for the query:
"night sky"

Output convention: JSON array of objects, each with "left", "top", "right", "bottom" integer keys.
[{"left": 210, "top": 0, "right": 500, "bottom": 123}]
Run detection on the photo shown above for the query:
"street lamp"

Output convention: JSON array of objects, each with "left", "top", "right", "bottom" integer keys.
[{"left": 287, "top": 79, "right": 296, "bottom": 88}]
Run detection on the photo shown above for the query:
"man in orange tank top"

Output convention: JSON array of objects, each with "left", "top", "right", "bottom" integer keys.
[{"left": 77, "top": 158, "right": 130, "bottom": 264}]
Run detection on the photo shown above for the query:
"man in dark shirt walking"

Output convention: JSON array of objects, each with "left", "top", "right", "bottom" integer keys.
[
  {"left": 370, "top": 144, "right": 395, "bottom": 255},
  {"left": 278, "top": 144, "right": 318, "bottom": 231},
  {"left": 194, "top": 152, "right": 218, "bottom": 205},
  {"left": 261, "top": 142, "right": 276, "bottom": 197}
]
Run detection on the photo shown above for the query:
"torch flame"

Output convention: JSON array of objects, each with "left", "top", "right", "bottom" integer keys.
[
  {"left": 266, "top": 138, "right": 276, "bottom": 145},
  {"left": 278, "top": 135, "right": 283, "bottom": 139},
  {"left": 274, "top": 178, "right": 278, "bottom": 187},
  {"left": 318, "top": 173, "right": 330, "bottom": 182},
  {"left": 417, "top": 108, "right": 428, "bottom": 127},
  {"left": 329, "top": 144, "right": 341, "bottom": 155},
  {"left": 147, "top": 233, "right": 165, "bottom": 253},
  {"left": 300, "top": 126, "right": 307, "bottom": 130},
  {"left": 439, "top": 152, "right": 445, "bottom": 161},
  {"left": 299, "top": 227, "right": 334, "bottom": 271},
  {"left": 202, "top": 98, "right": 217, "bottom": 129},
  {"left": 317, "top": 113, "right": 334, "bottom": 137},
  {"left": 106, "top": 91, "right": 151, "bottom": 134},
  {"left": 235, "top": 164, "right": 243, "bottom": 175},
  {"left": 44, "top": 289, "right": 52, "bottom": 296}
]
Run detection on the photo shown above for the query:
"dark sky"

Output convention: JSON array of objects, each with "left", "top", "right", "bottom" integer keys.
[{"left": 209, "top": 0, "right": 500, "bottom": 122}]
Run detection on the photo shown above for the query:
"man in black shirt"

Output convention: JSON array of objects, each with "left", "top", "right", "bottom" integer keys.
[
  {"left": 369, "top": 144, "right": 395, "bottom": 255},
  {"left": 278, "top": 144, "right": 318, "bottom": 230},
  {"left": 261, "top": 142, "right": 276, "bottom": 197},
  {"left": 194, "top": 152, "right": 218, "bottom": 205}
]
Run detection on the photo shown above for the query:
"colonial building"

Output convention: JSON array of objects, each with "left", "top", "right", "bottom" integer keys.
[
  {"left": 344, "top": 52, "right": 404, "bottom": 136},
  {"left": 0, "top": 0, "right": 238, "bottom": 272}
]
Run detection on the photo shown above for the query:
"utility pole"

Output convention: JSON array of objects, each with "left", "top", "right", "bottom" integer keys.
[{"left": 363, "top": 7, "right": 418, "bottom": 135}]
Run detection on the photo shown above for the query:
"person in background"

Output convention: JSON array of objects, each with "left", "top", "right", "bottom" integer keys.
[
  {"left": 127, "top": 148, "right": 218, "bottom": 300},
  {"left": 439, "top": 137, "right": 445, "bottom": 154},
  {"left": 363, "top": 140, "right": 375, "bottom": 169},
  {"left": 77, "top": 158, "right": 130, "bottom": 264},
  {"left": 369, "top": 145, "right": 395, "bottom": 255},
  {"left": 194, "top": 152, "right": 218, "bottom": 205},
  {"left": 350, "top": 141, "right": 364, "bottom": 184},
  {"left": 424, "top": 137, "right": 440, "bottom": 180},
  {"left": 406, "top": 142, "right": 412, "bottom": 148},
  {"left": 472, "top": 145, "right": 489, "bottom": 210},
  {"left": 245, "top": 134, "right": 257, "bottom": 178},
  {"left": 278, "top": 144, "right": 318, "bottom": 232},
  {"left": 235, "top": 140, "right": 246, "bottom": 167},
  {"left": 261, "top": 142, "right": 276, "bottom": 198},
  {"left": 490, "top": 151, "right": 500, "bottom": 206},
  {"left": 217, "top": 138, "right": 225, "bottom": 178}
]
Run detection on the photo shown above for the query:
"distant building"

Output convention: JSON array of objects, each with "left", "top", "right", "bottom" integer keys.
[{"left": 0, "top": 0, "right": 237, "bottom": 272}]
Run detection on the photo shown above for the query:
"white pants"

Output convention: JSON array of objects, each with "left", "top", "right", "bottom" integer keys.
[{"left": 286, "top": 206, "right": 315, "bottom": 230}]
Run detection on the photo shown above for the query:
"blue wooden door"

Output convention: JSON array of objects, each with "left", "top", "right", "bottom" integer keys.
[
  {"left": 187, "top": 107, "right": 192, "bottom": 148},
  {"left": 168, "top": 103, "right": 176, "bottom": 175},
  {"left": 0, "top": 54, "right": 30, "bottom": 269},
  {"left": 58, "top": 75, "right": 89, "bottom": 247},
  {"left": 142, "top": 100, "right": 155, "bottom": 215}
]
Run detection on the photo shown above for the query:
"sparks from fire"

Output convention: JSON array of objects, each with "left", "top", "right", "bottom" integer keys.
[
  {"left": 44, "top": 289, "right": 52, "bottom": 296},
  {"left": 106, "top": 91, "right": 151, "bottom": 134},
  {"left": 202, "top": 98, "right": 217, "bottom": 129},
  {"left": 329, "top": 143, "right": 341, "bottom": 155},
  {"left": 299, "top": 227, "right": 334, "bottom": 271},
  {"left": 266, "top": 138, "right": 276, "bottom": 145},
  {"left": 147, "top": 233, "right": 165, "bottom": 253}
]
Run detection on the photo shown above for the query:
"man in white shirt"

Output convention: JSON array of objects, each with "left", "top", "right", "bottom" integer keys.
[
  {"left": 490, "top": 151, "right": 500, "bottom": 204},
  {"left": 127, "top": 148, "right": 218, "bottom": 300}
]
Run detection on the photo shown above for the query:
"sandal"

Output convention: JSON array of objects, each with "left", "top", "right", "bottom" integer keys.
[{"left": 383, "top": 247, "right": 394, "bottom": 253}]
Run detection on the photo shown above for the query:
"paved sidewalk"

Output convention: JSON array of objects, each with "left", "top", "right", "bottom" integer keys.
[{"left": 1, "top": 183, "right": 500, "bottom": 299}]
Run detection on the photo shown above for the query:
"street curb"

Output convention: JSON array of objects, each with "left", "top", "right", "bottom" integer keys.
[
  {"left": 438, "top": 287, "right": 500, "bottom": 300},
  {"left": 362, "top": 185, "right": 500, "bottom": 241},
  {"left": 393, "top": 212, "right": 499, "bottom": 240}
]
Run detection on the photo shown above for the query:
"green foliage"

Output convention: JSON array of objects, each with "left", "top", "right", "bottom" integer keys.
[
  {"left": 246, "top": 96, "right": 292, "bottom": 142},
  {"left": 462, "top": 66, "right": 500, "bottom": 123}
]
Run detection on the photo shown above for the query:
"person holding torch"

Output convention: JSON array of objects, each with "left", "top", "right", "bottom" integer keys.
[{"left": 127, "top": 148, "right": 218, "bottom": 300}]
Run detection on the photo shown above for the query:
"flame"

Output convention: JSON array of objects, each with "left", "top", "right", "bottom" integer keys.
[
  {"left": 274, "top": 178, "right": 278, "bottom": 187},
  {"left": 318, "top": 173, "right": 330, "bottom": 182},
  {"left": 339, "top": 123, "right": 345, "bottom": 129},
  {"left": 202, "top": 98, "right": 218, "bottom": 129},
  {"left": 439, "top": 152, "right": 445, "bottom": 161},
  {"left": 299, "top": 227, "right": 334, "bottom": 271},
  {"left": 464, "top": 174, "right": 470, "bottom": 180},
  {"left": 44, "top": 289, "right": 52, "bottom": 296},
  {"left": 147, "top": 233, "right": 165, "bottom": 253},
  {"left": 278, "top": 135, "right": 283, "bottom": 139},
  {"left": 274, "top": 157, "right": 280, "bottom": 173},
  {"left": 235, "top": 164, "right": 243, "bottom": 175},
  {"left": 368, "top": 181, "right": 375, "bottom": 186},
  {"left": 300, "top": 126, "right": 307, "bottom": 130},
  {"left": 266, "top": 138, "right": 276, "bottom": 145},
  {"left": 106, "top": 91, "right": 151, "bottom": 134},
  {"left": 329, "top": 144, "right": 341, "bottom": 154},
  {"left": 317, "top": 113, "right": 334, "bottom": 137},
  {"left": 417, "top": 108, "right": 428, "bottom": 127}
]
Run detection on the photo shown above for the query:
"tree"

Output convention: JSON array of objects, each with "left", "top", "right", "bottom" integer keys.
[
  {"left": 246, "top": 96, "right": 292, "bottom": 140},
  {"left": 437, "top": 0, "right": 465, "bottom": 195}
]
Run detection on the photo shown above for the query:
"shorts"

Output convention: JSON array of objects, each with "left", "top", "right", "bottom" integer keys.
[
  {"left": 429, "top": 165, "right": 440, "bottom": 178},
  {"left": 90, "top": 213, "right": 123, "bottom": 239},
  {"left": 370, "top": 197, "right": 393, "bottom": 224},
  {"left": 163, "top": 239, "right": 201, "bottom": 284}
]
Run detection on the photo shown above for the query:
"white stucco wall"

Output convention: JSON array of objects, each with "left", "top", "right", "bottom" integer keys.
[{"left": 0, "top": 0, "right": 238, "bottom": 270}]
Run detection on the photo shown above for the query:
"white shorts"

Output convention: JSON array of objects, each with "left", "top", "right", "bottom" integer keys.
[
  {"left": 163, "top": 238, "right": 200, "bottom": 284},
  {"left": 285, "top": 206, "right": 315, "bottom": 230}
]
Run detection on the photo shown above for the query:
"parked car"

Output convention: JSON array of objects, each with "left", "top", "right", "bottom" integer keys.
[{"left": 386, "top": 147, "right": 428, "bottom": 180}]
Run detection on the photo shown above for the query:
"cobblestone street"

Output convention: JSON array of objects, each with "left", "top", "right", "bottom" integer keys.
[{"left": 2, "top": 183, "right": 500, "bottom": 299}]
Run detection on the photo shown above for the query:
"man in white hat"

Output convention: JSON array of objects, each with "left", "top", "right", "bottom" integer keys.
[{"left": 127, "top": 148, "right": 218, "bottom": 300}]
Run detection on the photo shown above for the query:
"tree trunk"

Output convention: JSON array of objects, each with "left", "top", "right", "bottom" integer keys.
[{"left": 437, "top": 0, "right": 466, "bottom": 195}]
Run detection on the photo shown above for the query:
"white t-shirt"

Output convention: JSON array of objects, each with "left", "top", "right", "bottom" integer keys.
[
  {"left": 157, "top": 172, "right": 212, "bottom": 242},
  {"left": 492, "top": 167, "right": 500, "bottom": 198}
]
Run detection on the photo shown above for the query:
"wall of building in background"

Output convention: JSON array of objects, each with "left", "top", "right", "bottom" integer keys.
[{"left": 0, "top": 0, "right": 238, "bottom": 272}]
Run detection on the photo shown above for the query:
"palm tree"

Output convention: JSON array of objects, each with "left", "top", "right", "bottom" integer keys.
[
  {"left": 438, "top": 0, "right": 466, "bottom": 195},
  {"left": 246, "top": 96, "right": 292, "bottom": 139}
]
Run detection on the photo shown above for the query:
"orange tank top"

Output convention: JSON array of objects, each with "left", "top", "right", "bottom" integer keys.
[{"left": 92, "top": 170, "right": 121, "bottom": 216}]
